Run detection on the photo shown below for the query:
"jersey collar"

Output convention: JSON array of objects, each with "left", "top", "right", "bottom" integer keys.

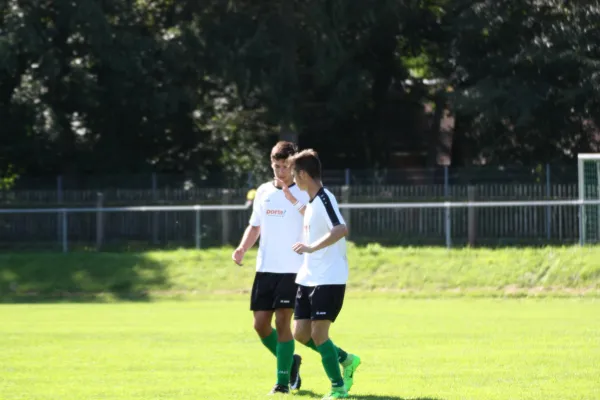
[
  {"left": 272, "top": 180, "right": 296, "bottom": 190},
  {"left": 309, "top": 187, "right": 325, "bottom": 203}
]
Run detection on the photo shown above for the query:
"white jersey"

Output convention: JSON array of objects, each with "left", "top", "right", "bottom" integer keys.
[
  {"left": 249, "top": 181, "right": 310, "bottom": 274},
  {"left": 295, "top": 187, "right": 348, "bottom": 286}
]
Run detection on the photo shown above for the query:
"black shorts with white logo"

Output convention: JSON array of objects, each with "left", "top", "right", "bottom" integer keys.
[
  {"left": 250, "top": 272, "right": 298, "bottom": 311},
  {"left": 294, "top": 284, "right": 346, "bottom": 322}
]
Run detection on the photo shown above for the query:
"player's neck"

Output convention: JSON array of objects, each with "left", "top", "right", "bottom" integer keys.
[
  {"left": 273, "top": 177, "right": 294, "bottom": 188},
  {"left": 307, "top": 180, "right": 323, "bottom": 200}
]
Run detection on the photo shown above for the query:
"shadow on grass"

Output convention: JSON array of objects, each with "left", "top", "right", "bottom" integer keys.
[
  {"left": 0, "top": 252, "right": 168, "bottom": 303},
  {"left": 296, "top": 389, "right": 442, "bottom": 400}
]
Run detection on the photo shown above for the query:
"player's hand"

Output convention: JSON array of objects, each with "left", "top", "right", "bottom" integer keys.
[
  {"left": 276, "top": 178, "right": 297, "bottom": 204},
  {"left": 232, "top": 247, "right": 245, "bottom": 266},
  {"left": 292, "top": 242, "right": 313, "bottom": 254}
]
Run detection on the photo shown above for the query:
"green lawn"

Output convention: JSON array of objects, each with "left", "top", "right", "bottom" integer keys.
[
  {"left": 1, "top": 245, "right": 599, "bottom": 300},
  {"left": 1, "top": 297, "right": 598, "bottom": 400}
]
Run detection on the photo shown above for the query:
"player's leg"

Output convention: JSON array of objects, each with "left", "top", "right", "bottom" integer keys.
[
  {"left": 300, "top": 329, "right": 358, "bottom": 391},
  {"left": 291, "top": 284, "right": 315, "bottom": 393},
  {"left": 311, "top": 319, "right": 347, "bottom": 399},
  {"left": 310, "top": 285, "right": 360, "bottom": 399},
  {"left": 291, "top": 285, "right": 350, "bottom": 366},
  {"left": 273, "top": 307, "right": 295, "bottom": 392},
  {"left": 313, "top": 284, "right": 361, "bottom": 393},
  {"left": 251, "top": 273, "right": 288, "bottom": 395},
  {"left": 293, "top": 286, "right": 346, "bottom": 362},
  {"left": 254, "top": 310, "right": 277, "bottom": 353},
  {"left": 271, "top": 273, "right": 299, "bottom": 392},
  {"left": 298, "top": 329, "right": 352, "bottom": 367},
  {"left": 251, "top": 273, "right": 278, "bottom": 355}
]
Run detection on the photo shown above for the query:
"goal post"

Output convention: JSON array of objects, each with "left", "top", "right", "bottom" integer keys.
[{"left": 578, "top": 154, "right": 600, "bottom": 245}]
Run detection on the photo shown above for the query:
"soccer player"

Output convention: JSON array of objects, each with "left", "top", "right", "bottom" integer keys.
[
  {"left": 231, "top": 141, "right": 309, "bottom": 395},
  {"left": 287, "top": 149, "right": 361, "bottom": 400}
]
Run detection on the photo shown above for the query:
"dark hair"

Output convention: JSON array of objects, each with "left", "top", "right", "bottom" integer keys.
[
  {"left": 289, "top": 149, "right": 321, "bottom": 180},
  {"left": 271, "top": 141, "right": 298, "bottom": 161}
]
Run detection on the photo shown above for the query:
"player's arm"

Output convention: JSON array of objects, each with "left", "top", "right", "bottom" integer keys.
[
  {"left": 239, "top": 225, "right": 261, "bottom": 251},
  {"left": 232, "top": 189, "right": 262, "bottom": 265},
  {"left": 292, "top": 193, "right": 348, "bottom": 254},
  {"left": 232, "top": 225, "right": 260, "bottom": 265},
  {"left": 232, "top": 224, "right": 260, "bottom": 265},
  {"left": 276, "top": 178, "right": 306, "bottom": 215},
  {"left": 305, "top": 224, "right": 348, "bottom": 253}
]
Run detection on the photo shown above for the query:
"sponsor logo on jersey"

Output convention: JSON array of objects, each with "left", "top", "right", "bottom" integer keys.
[{"left": 266, "top": 209, "right": 286, "bottom": 217}]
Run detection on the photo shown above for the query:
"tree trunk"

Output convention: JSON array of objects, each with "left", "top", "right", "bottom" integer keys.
[{"left": 427, "top": 90, "right": 445, "bottom": 168}]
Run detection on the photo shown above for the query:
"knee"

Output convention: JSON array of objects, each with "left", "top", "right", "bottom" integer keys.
[
  {"left": 293, "top": 327, "right": 311, "bottom": 344},
  {"left": 311, "top": 327, "right": 328, "bottom": 346},
  {"left": 274, "top": 316, "right": 290, "bottom": 334},
  {"left": 294, "top": 323, "right": 310, "bottom": 344},
  {"left": 253, "top": 318, "right": 271, "bottom": 337}
]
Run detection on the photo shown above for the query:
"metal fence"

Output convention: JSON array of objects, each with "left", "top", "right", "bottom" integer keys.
[
  {"left": 1, "top": 198, "right": 598, "bottom": 252},
  {"left": 0, "top": 182, "right": 588, "bottom": 250}
]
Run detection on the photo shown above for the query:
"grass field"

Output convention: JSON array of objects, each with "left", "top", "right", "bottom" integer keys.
[
  {"left": 1, "top": 245, "right": 600, "bottom": 300},
  {"left": 1, "top": 297, "right": 598, "bottom": 400},
  {"left": 1, "top": 246, "right": 599, "bottom": 399}
]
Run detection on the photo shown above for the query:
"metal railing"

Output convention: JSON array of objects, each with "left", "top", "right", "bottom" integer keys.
[{"left": 2, "top": 199, "right": 600, "bottom": 252}]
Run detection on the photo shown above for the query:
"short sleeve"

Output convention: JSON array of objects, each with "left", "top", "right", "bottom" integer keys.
[
  {"left": 321, "top": 192, "right": 346, "bottom": 229},
  {"left": 249, "top": 188, "right": 262, "bottom": 226}
]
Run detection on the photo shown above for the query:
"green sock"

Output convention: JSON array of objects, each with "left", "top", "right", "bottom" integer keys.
[
  {"left": 260, "top": 328, "right": 277, "bottom": 357},
  {"left": 317, "top": 339, "right": 345, "bottom": 388},
  {"left": 308, "top": 339, "right": 350, "bottom": 366},
  {"left": 337, "top": 346, "right": 350, "bottom": 365},
  {"left": 304, "top": 338, "right": 319, "bottom": 352},
  {"left": 276, "top": 339, "right": 295, "bottom": 386}
]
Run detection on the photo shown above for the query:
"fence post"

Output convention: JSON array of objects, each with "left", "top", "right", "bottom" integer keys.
[
  {"left": 546, "top": 164, "right": 551, "bottom": 240},
  {"left": 344, "top": 168, "right": 351, "bottom": 186},
  {"left": 579, "top": 202, "right": 585, "bottom": 246},
  {"left": 221, "top": 189, "right": 231, "bottom": 245},
  {"left": 152, "top": 172, "right": 159, "bottom": 245},
  {"left": 468, "top": 186, "right": 477, "bottom": 246},
  {"left": 341, "top": 185, "right": 351, "bottom": 238},
  {"left": 444, "top": 166, "right": 451, "bottom": 248},
  {"left": 57, "top": 175, "right": 63, "bottom": 247},
  {"left": 195, "top": 207, "right": 201, "bottom": 249},
  {"left": 62, "top": 210, "right": 68, "bottom": 253},
  {"left": 445, "top": 203, "right": 451, "bottom": 249},
  {"left": 96, "top": 192, "right": 104, "bottom": 251}
]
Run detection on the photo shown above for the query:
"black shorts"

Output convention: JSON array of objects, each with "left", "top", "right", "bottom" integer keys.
[
  {"left": 250, "top": 272, "right": 298, "bottom": 311},
  {"left": 294, "top": 284, "right": 346, "bottom": 322}
]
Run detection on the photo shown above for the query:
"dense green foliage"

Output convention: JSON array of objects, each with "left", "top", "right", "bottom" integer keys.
[{"left": 1, "top": 0, "right": 599, "bottom": 178}]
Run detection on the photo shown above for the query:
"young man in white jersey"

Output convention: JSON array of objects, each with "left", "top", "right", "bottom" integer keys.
[
  {"left": 286, "top": 149, "right": 361, "bottom": 400},
  {"left": 231, "top": 141, "right": 310, "bottom": 395}
]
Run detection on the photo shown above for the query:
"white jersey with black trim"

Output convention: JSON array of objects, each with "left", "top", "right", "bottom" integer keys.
[
  {"left": 249, "top": 181, "right": 310, "bottom": 273},
  {"left": 295, "top": 187, "right": 348, "bottom": 286}
]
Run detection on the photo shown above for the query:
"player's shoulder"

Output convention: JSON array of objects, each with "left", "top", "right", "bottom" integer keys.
[
  {"left": 290, "top": 183, "right": 310, "bottom": 200},
  {"left": 323, "top": 187, "right": 337, "bottom": 199},
  {"left": 312, "top": 187, "right": 338, "bottom": 210},
  {"left": 256, "top": 182, "right": 276, "bottom": 195},
  {"left": 319, "top": 187, "right": 338, "bottom": 203},
  {"left": 257, "top": 181, "right": 273, "bottom": 191}
]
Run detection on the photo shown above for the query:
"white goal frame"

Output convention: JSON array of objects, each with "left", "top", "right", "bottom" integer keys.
[{"left": 578, "top": 153, "right": 600, "bottom": 245}]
